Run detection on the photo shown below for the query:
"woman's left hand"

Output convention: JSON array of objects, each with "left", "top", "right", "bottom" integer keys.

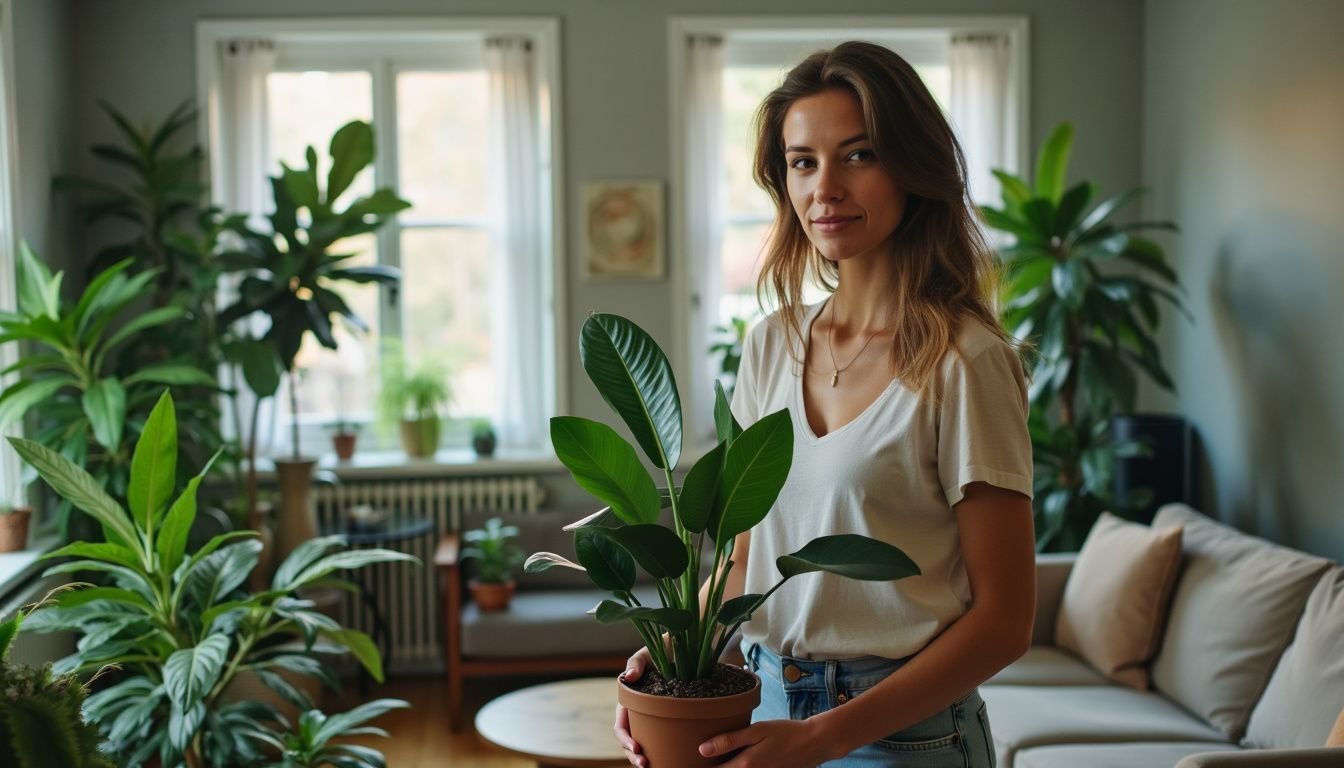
[{"left": 698, "top": 718, "right": 835, "bottom": 767}]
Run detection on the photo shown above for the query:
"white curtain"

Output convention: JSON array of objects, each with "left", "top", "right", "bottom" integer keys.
[
  {"left": 949, "top": 33, "right": 1015, "bottom": 205},
  {"left": 485, "top": 37, "right": 546, "bottom": 450},
  {"left": 212, "top": 39, "right": 278, "bottom": 454},
  {"left": 683, "top": 35, "right": 725, "bottom": 442}
]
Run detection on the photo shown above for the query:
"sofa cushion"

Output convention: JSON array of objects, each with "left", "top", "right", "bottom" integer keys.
[
  {"left": 981, "top": 684, "right": 1229, "bottom": 768},
  {"left": 1150, "top": 504, "right": 1331, "bottom": 740},
  {"left": 1055, "top": 512, "right": 1184, "bottom": 689},
  {"left": 1016, "top": 742, "right": 1239, "bottom": 768},
  {"left": 1245, "top": 566, "right": 1344, "bottom": 749},
  {"left": 986, "top": 646, "right": 1109, "bottom": 686},
  {"left": 460, "top": 585, "right": 659, "bottom": 657}
]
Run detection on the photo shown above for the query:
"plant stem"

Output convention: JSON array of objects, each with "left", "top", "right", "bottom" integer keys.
[{"left": 289, "top": 369, "right": 301, "bottom": 461}]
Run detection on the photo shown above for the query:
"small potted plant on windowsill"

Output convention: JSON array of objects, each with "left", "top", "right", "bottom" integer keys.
[
  {"left": 461, "top": 516, "right": 525, "bottom": 611},
  {"left": 379, "top": 345, "right": 450, "bottom": 459},
  {"left": 327, "top": 418, "right": 361, "bottom": 461},
  {"left": 471, "top": 418, "right": 497, "bottom": 458},
  {"left": 525, "top": 313, "right": 920, "bottom": 767},
  {"left": 0, "top": 505, "right": 31, "bottom": 553}
]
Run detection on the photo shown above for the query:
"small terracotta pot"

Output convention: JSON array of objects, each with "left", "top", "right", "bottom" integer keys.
[
  {"left": 0, "top": 507, "right": 32, "bottom": 552},
  {"left": 468, "top": 578, "right": 516, "bottom": 611},
  {"left": 618, "top": 673, "right": 761, "bottom": 767},
  {"left": 332, "top": 432, "right": 357, "bottom": 460}
]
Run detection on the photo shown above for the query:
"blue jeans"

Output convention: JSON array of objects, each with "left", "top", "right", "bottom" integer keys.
[{"left": 743, "top": 642, "right": 997, "bottom": 767}]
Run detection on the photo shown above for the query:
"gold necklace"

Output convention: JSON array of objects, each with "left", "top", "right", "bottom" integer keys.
[{"left": 825, "top": 301, "right": 891, "bottom": 387}]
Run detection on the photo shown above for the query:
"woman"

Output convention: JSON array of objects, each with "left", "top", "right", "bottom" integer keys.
[{"left": 616, "top": 41, "right": 1035, "bottom": 767}]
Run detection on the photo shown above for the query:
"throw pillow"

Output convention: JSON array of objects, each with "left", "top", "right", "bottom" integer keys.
[
  {"left": 1054, "top": 512, "right": 1184, "bottom": 689},
  {"left": 1244, "top": 566, "right": 1344, "bottom": 749}
]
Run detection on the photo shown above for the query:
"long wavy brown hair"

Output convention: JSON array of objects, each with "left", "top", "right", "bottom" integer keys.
[{"left": 753, "top": 41, "right": 1009, "bottom": 396}]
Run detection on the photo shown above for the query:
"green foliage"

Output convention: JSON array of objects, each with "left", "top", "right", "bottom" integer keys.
[
  {"left": 0, "top": 606, "right": 112, "bottom": 768},
  {"left": 982, "top": 123, "right": 1187, "bottom": 551},
  {"left": 248, "top": 698, "right": 409, "bottom": 768},
  {"left": 53, "top": 100, "right": 241, "bottom": 511},
  {"left": 217, "top": 120, "right": 407, "bottom": 376},
  {"left": 461, "top": 517, "right": 525, "bottom": 584},
  {"left": 0, "top": 243, "right": 217, "bottom": 531},
  {"left": 11, "top": 391, "right": 417, "bottom": 767},
  {"left": 528, "top": 314, "right": 921, "bottom": 682},
  {"left": 708, "top": 314, "right": 753, "bottom": 399},
  {"left": 377, "top": 342, "right": 450, "bottom": 424}
]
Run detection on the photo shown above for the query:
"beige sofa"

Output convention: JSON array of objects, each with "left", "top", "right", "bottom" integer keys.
[{"left": 982, "top": 504, "right": 1344, "bottom": 767}]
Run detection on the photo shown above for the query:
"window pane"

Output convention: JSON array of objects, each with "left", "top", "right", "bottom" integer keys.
[
  {"left": 397, "top": 70, "right": 489, "bottom": 221},
  {"left": 719, "top": 221, "right": 769, "bottom": 327},
  {"left": 291, "top": 235, "right": 381, "bottom": 427},
  {"left": 722, "top": 67, "right": 783, "bottom": 219},
  {"left": 268, "top": 71, "right": 374, "bottom": 205},
  {"left": 400, "top": 227, "right": 494, "bottom": 421}
]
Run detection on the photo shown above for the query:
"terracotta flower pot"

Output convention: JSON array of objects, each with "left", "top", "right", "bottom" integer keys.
[
  {"left": 332, "top": 431, "right": 358, "bottom": 460},
  {"left": 0, "top": 507, "right": 31, "bottom": 552},
  {"left": 618, "top": 673, "right": 761, "bottom": 767},
  {"left": 468, "top": 578, "right": 516, "bottom": 611}
]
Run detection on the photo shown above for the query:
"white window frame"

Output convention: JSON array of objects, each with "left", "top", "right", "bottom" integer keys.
[
  {"left": 669, "top": 15, "right": 1030, "bottom": 444},
  {"left": 0, "top": 0, "right": 23, "bottom": 507},
  {"left": 196, "top": 18, "right": 566, "bottom": 458}
]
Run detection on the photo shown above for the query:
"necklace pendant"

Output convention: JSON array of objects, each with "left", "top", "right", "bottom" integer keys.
[{"left": 831, "top": 370, "right": 839, "bottom": 388}]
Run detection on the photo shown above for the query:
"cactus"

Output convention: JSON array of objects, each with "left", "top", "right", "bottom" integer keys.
[{"left": 0, "top": 608, "right": 113, "bottom": 768}]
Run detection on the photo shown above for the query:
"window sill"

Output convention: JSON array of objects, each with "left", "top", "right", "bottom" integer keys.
[
  {"left": 0, "top": 534, "right": 60, "bottom": 606},
  {"left": 253, "top": 447, "right": 565, "bottom": 481}
]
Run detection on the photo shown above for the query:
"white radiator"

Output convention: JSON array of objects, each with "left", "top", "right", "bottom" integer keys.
[{"left": 312, "top": 476, "right": 547, "bottom": 672}]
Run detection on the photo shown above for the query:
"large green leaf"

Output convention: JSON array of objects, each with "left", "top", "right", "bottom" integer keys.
[
  {"left": 1052, "top": 260, "right": 1090, "bottom": 309},
  {"left": 168, "top": 701, "right": 208, "bottom": 753},
  {"left": 272, "top": 535, "right": 345, "bottom": 591},
  {"left": 574, "top": 526, "right": 635, "bottom": 592},
  {"left": 550, "top": 416, "right": 661, "bottom": 525},
  {"left": 579, "top": 313, "right": 683, "bottom": 470},
  {"left": 592, "top": 600, "right": 691, "bottom": 631},
  {"left": 1054, "top": 182, "right": 1095, "bottom": 236},
  {"left": 717, "top": 593, "right": 768, "bottom": 626},
  {"left": 8, "top": 437, "right": 139, "bottom": 549},
  {"left": 993, "top": 170, "right": 1032, "bottom": 211},
  {"left": 285, "top": 548, "right": 418, "bottom": 592},
  {"left": 164, "top": 633, "right": 231, "bottom": 710},
  {"left": 326, "top": 121, "right": 375, "bottom": 205},
  {"left": 157, "top": 467, "right": 212, "bottom": 577},
  {"left": 15, "top": 241, "right": 58, "bottom": 319},
  {"left": 594, "top": 524, "right": 688, "bottom": 580},
  {"left": 82, "top": 378, "right": 127, "bottom": 450},
  {"left": 224, "top": 338, "right": 282, "bottom": 398},
  {"left": 1034, "top": 123, "right": 1074, "bottom": 203},
  {"left": 677, "top": 441, "right": 725, "bottom": 534},
  {"left": 1078, "top": 187, "right": 1145, "bottom": 234},
  {"left": 124, "top": 363, "right": 217, "bottom": 388},
  {"left": 713, "top": 380, "right": 742, "bottom": 445},
  {"left": 710, "top": 409, "right": 793, "bottom": 544},
  {"left": 775, "top": 534, "right": 921, "bottom": 581},
  {"left": 0, "top": 377, "right": 76, "bottom": 431},
  {"left": 128, "top": 390, "right": 177, "bottom": 530},
  {"left": 103, "top": 305, "right": 186, "bottom": 350},
  {"left": 313, "top": 699, "right": 410, "bottom": 746},
  {"left": 323, "top": 628, "right": 385, "bottom": 684},
  {"left": 185, "top": 540, "right": 263, "bottom": 607},
  {"left": 42, "top": 541, "right": 141, "bottom": 571}
]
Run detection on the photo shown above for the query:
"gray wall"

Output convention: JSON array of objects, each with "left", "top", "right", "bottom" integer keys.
[
  {"left": 62, "top": 0, "right": 1146, "bottom": 427},
  {"left": 10, "top": 0, "right": 74, "bottom": 276},
  {"left": 1143, "top": 0, "right": 1344, "bottom": 560}
]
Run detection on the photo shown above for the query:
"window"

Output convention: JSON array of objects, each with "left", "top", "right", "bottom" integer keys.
[
  {"left": 0, "top": 1, "right": 21, "bottom": 508},
  {"left": 200, "top": 21, "right": 561, "bottom": 457},
  {"left": 671, "top": 19, "right": 1028, "bottom": 442}
]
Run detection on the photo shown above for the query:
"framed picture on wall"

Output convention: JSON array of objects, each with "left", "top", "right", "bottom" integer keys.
[{"left": 582, "top": 179, "right": 665, "bottom": 280}]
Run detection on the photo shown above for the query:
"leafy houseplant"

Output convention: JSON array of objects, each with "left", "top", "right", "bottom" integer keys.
[
  {"left": 244, "top": 699, "right": 409, "bottom": 768},
  {"left": 525, "top": 313, "right": 919, "bottom": 767},
  {"left": 981, "top": 123, "right": 1187, "bottom": 551},
  {"left": 461, "top": 516, "right": 524, "bottom": 611},
  {"left": 0, "top": 603, "right": 112, "bottom": 768},
  {"left": 0, "top": 243, "right": 216, "bottom": 534},
  {"left": 377, "top": 347, "right": 449, "bottom": 459},
  {"left": 0, "top": 505, "right": 31, "bottom": 553},
  {"left": 708, "top": 313, "right": 753, "bottom": 400},
  {"left": 11, "top": 391, "right": 416, "bottom": 767}
]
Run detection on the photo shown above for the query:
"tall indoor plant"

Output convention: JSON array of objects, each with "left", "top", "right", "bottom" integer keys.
[
  {"left": 981, "top": 122, "right": 1187, "bottom": 551},
  {"left": 216, "top": 119, "right": 408, "bottom": 558},
  {"left": 526, "top": 313, "right": 919, "bottom": 767},
  {"left": 11, "top": 391, "right": 414, "bottom": 767}
]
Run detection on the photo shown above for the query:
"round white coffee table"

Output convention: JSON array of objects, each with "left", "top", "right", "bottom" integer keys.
[{"left": 475, "top": 677, "right": 627, "bottom": 767}]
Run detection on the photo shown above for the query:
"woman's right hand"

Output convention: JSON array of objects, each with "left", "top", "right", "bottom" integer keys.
[{"left": 614, "top": 646, "right": 652, "bottom": 768}]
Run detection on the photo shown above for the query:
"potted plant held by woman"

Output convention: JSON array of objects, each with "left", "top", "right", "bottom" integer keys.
[
  {"left": 461, "top": 516, "right": 524, "bottom": 611},
  {"left": 525, "top": 314, "right": 920, "bottom": 767}
]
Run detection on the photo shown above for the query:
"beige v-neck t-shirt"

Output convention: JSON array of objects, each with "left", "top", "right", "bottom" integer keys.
[{"left": 731, "top": 302, "right": 1033, "bottom": 661}]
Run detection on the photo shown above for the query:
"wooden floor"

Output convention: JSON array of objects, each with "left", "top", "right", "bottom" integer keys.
[{"left": 329, "top": 673, "right": 613, "bottom": 767}]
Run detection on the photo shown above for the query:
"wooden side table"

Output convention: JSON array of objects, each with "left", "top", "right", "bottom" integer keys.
[{"left": 475, "top": 677, "right": 627, "bottom": 767}]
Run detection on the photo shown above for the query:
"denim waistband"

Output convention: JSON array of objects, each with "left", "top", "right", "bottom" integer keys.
[{"left": 744, "top": 641, "right": 913, "bottom": 693}]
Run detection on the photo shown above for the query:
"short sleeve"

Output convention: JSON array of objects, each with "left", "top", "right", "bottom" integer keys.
[
  {"left": 937, "top": 339, "right": 1034, "bottom": 507},
  {"left": 729, "top": 320, "right": 763, "bottom": 428}
]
